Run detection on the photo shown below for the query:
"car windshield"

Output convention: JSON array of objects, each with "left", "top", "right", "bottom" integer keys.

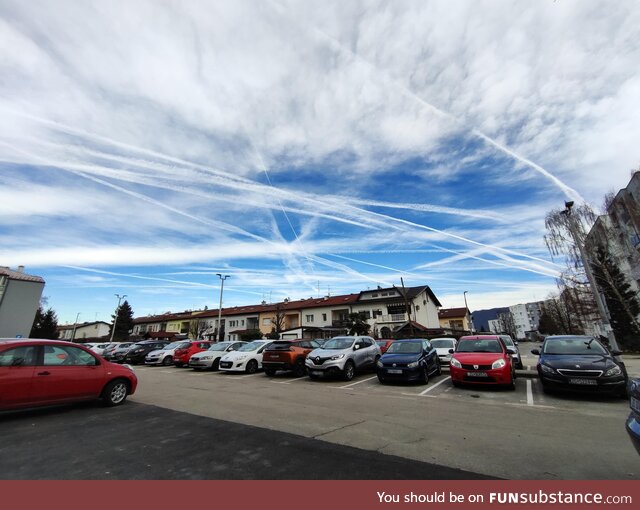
[
  {"left": 431, "top": 339, "right": 454, "bottom": 349},
  {"left": 386, "top": 342, "right": 422, "bottom": 354},
  {"left": 163, "top": 341, "right": 182, "bottom": 350},
  {"left": 238, "top": 341, "right": 264, "bottom": 352},
  {"left": 208, "top": 342, "right": 232, "bottom": 351},
  {"left": 322, "top": 338, "right": 355, "bottom": 350},
  {"left": 543, "top": 337, "right": 607, "bottom": 355},
  {"left": 500, "top": 336, "right": 515, "bottom": 347},
  {"left": 457, "top": 339, "right": 503, "bottom": 353}
]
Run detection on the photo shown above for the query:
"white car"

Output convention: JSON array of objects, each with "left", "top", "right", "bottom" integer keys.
[
  {"left": 219, "top": 340, "right": 272, "bottom": 374},
  {"left": 189, "top": 341, "right": 246, "bottom": 370},
  {"left": 85, "top": 342, "right": 113, "bottom": 356},
  {"left": 145, "top": 340, "right": 190, "bottom": 366},
  {"left": 430, "top": 337, "right": 457, "bottom": 365}
]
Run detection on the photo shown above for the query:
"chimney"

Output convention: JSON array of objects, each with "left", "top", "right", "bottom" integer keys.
[{"left": 17, "top": 265, "right": 24, "bottom": 273}]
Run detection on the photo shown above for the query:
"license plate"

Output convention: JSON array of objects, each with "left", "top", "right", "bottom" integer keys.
[
  {"left": 631, "top": 397, "right": 640, "bottom": 413},
  {"left": 270, "top": 355, "right": 279, "bottom": 359},
  {"left": 569, "top": 378, "right": 597, "bottom": 385},
  {"left": 387, "top": 369, "right": 402, "bottom": 374},
  {"left": 311, "top": 371, "right": 323, "bottom": 376},
  {"left": 467, "top": 371, "right": 488, "bottom": 377}
]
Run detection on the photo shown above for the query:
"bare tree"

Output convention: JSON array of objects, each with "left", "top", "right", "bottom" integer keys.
[
  {"left": 497, "top": 311, "right": 518, "bottom": 339},
  {"left": 189, "top": 319, "right": 208, "bottom": 340}
]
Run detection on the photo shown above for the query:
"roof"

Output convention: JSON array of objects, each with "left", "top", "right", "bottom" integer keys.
[
  {"left": 358, "top": 285, "right": 442, "bottom": 307},
  {"left": 438, "top": 308, "right": 469, "bottom": 319},
  {"left": 57, "top": 321, "right": 110, "bottom": 331},
  {"left": 394, "top": 320, "right": 430, "bottom": 332},
  {"left": 0, "top": 267, "right": 45, "bottom": 284}
]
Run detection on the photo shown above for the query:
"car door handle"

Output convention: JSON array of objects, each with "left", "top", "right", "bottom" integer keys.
[{"left": 37, "top": 371, "right": 51, "bottom": 376}]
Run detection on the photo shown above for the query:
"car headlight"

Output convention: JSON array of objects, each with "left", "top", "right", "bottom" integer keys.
[
  {"left": 376, "top": 360, "right": 383, "bottom": 368},
  {"left": 492, "top": 359, "right": 506, "bottom": 370},
  {"left": 200, "top": 356, "right": 212, "bottom": 360},
  {"left": 605, "top": 365, "right": 622, "bottom": 377},
  {"left": 450, "top": 358, "right": 461, "bottom": 368},
  {"left": 540, "top": 363, "right": 555, "bottom": 374},
  {"left": 330, "top": 354, "right": 345, "bottom": 360},
  {"left": 407, "top": 361, "right": 419, "bottom": 368}
]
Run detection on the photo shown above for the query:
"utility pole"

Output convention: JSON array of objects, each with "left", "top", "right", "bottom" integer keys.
[
  {"left": 216, "top": 274, "right": 230, "bottom": 343},
  {"left": 70, "top": 312, "right": 80, "bottom": 342},
  {"left": 561, "top": 201, "right": 619, "bottom": 351},
  {"left": 110, "top": 294, "right": 127, "bottom": 342}
]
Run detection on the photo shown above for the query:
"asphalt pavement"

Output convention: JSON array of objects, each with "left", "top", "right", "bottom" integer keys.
[{"left": 0, "top": 401, "right": 494, "bottom": 480}]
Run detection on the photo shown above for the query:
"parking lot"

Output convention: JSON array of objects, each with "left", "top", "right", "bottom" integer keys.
[{"left": 127, "top": 350, "right": 639, "bottom": 480}]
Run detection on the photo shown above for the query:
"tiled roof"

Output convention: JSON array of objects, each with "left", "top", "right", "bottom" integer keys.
[
  {"left": 438, "top": 307, "right": 469, "bottom": 319},
  {"left": 57, "top": 321, "right": 110, "bottom": 331},
  {"left": 0, "top": 267, "right": 45, "bottom": 284}
]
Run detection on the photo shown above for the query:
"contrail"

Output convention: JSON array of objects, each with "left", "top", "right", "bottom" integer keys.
[{"left": 268, "top": 1, "right": 585, "bottom": 203}]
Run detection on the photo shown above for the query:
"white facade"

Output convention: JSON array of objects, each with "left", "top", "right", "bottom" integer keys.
[
  {"left": 0, "top": 267, "right": 45, "bottom": 338},
  {"left": 59, "top": 321, "right": 110, "bottom": 340}
]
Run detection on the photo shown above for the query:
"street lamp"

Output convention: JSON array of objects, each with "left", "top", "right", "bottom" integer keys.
[
  {"left": 560, "top": 201, "right": 619, "bottom": 351},
  {"left": 70, "top": 313, "right": 81, "bottom": 342},
  {"left": 216, "top": 274, "right": 230, "bottom": 343},
  {"left": 109, "top": 294, "right": 127, "bottom": 342}
]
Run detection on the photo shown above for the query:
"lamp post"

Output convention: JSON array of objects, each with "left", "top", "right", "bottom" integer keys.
[
  {"left": 70, "top": 313, "right": 81, "bottom": 342},
  {"left": 560, "top": 201, "right": 619, "bottom": 351},
  {"left": 109, "top": 294, "right": 127, "bottom": 342},
  {"left": 216, "top": 274, "right": 230, "bottom": 343}
]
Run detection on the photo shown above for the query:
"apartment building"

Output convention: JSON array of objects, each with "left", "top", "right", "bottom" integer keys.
[
  {"left": 58, "top": 321, "right": 110, "bottom": 341},
  {"left": 0, "top": 266, "right": 45, "bottom": 338}
]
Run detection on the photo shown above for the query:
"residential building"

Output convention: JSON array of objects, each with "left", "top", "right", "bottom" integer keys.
[
  {"left": 438, "top": 307, "right": 472, "bottom": 333},
  {"left": 0, "top": 266, "right": 45, "bottom": 338},
  {"left": 58, "top": 321, "right": 110, "bottom": 341}
]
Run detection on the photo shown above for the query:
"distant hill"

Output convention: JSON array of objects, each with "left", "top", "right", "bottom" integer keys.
[{"left": 471, "top": 307, "right": 509, "bottom": 332}]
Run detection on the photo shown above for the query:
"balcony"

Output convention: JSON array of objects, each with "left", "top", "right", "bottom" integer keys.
[{"left": 376, "top": 313, "right": 408, "bottom": 323}]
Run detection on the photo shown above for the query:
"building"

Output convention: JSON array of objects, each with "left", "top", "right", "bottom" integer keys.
[
  {"left": 488, "top": 301, "right": 545, "bottom": 339},
  {"left": 438, "top": 307, "right": 472, "bottom": 333},
  {"left": 0, "top": 266, "right": 45, "bottom": 338},
  {"left": 58, "top": 321, "right": 111, "bottom": 341}
]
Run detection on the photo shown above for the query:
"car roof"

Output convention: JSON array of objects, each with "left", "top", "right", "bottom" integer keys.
[
  {"left": 459, "top": 335, "right": 500, "bottom": 340},
  {"left": 0, "top": 339, "right": 88, "bottom": 348},
  {"left": 393, "top": 338, "right": 426, "bottom": 342}
]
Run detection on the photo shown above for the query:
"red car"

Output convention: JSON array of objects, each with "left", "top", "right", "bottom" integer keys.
[
  {"left": 0, "top": 339, "right": 138, "bottom": 410},
  {"left": 375, "top": 339, "right": 395, "bottom": 354},
  {"left": 173, "top": 341, "right": 212, "bottom": 367},
  {"left": 449, "top": 335, "right": 516, "bottom": 389}
]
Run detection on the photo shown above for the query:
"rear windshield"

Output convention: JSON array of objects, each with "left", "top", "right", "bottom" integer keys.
[
  {"left": 431, "top": 339, "right": 455, "bottom": 349},
  {"left": 176, "top": 342, "right": 191, "bottom": 349},
  {"left": 163, "top": 341, "right": 182, "bottom": 350},
  {"left": 322, "top": 338, "right": 354, "bottom": 350},
  {"left": 457, "top": 339, "right": 503, "bottom": 353},
  {"left": 268, "top": 342, "right": 294, "bottom": 351},
  {"left": 238, "top": 341, "right": 264, "bottom": 352},
  {"left": 543, "top": 337, "right": 606, "bottom": 355},
  {"left": 208, "top": 342, "right": 232, "bottom": 351},
  {"left": 386, "top": 342, "right": 422, "bottom": 354}
]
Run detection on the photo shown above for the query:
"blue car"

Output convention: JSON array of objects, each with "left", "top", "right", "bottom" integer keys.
[
  {"left": 627, "top": 378, "right": 640, "bottom": 454},
  {"left": 376, "top": 338, "right": 441, "bottom": 384}
]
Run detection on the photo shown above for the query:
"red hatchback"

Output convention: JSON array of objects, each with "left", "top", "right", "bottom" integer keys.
[
  {"left": 449, "top": 335, "right": 516, "bottom": 389},
  {"left": 0, "top": 339, "right": 138, "bottom": 410},
  {"left": 173, "top": 341, "right": 212, "bottom": 367}
]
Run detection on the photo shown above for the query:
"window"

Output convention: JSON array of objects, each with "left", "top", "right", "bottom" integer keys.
[
  {"left": 241, "top": 320, "right": 245, "bottom": 326},
  {"left": 322, "top": 313, "right": 327, "bottom": 321},
  {"left": 0, "top": 346, "right": 37, "bottom": 366},
  {"left": 373, "top": 309, "right": 382, "bottom": 317},
  {"left": 371, "top": 293, "right": 378, "bottom": 298},
  {"left": 43, "top": 345, "right": 98, "bottom": 366},
  {"left": 306, "top": 314, "right": 314, "bottom": 323},
  {"left": 263, "top": 318, "right": 272, "bottom": 326}
]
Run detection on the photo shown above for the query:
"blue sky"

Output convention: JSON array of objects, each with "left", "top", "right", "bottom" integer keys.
[{"left": 1, "top": 0, "right": 639, "bottom": 324}]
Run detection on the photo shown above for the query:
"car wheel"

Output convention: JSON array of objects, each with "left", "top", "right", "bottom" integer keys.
[
  {"left": 264, "top": 368, "right": 276, "bottom": 377},
  {"left": 308, "top": 372, "right": 318, "bottom": 380},
  {"left": 102, "top": 379, "right": 129, "bottom": 407},
  {"left": 435, "top": 358, "right": 442, "bottom": 376},
  {"left": 452, "top": 380, "right": 462, "bottom": 388},
  {"left": 508, "top": 371, "right": 516, "bottom": 390},
  {"left": 420, "top": 365, "right": 429, "bottom": 384},
  {"left": 343, "top": 361, "right": 355, "bottom": 381},
  {"left": 211, "top": 358, "right": 220, "bottom": 371},
  {"left": 246, "top": 360, "right": 258, "bottom": 374},
  {"left": 162, "top": 356, "right": 173, "bottom": 366},
  {"left": 377, "top": 374, "right": 386, "bottom": 384},
  {"left": 293, "top": 359, "right": 306, "bottom": 377}
]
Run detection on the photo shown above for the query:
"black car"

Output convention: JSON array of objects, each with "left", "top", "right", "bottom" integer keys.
[
  {"left": 627, "top": 378, "right": 640, "bottom": 454},
  {"left": 377, "top": 339, "right": 441, "bottom": 384},
  {"left": 123, "top": 340, "right": 170, "bottom": 365},
  {"left": 531, "top": 335, "right": 627, "bottom": 396},
  {"left": 499, "top": 335, "right": 523, "bottom": 369}
]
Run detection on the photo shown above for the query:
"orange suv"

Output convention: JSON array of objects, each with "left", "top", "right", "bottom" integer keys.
[{"left": 262, "top": 339, "right": 321, "bottom": 377}]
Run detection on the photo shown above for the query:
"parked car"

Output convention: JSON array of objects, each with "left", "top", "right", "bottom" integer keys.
[
  {"left": 102, "top": 342, "right": 133, "bottom": 360},
  {"left": 377, "top": 339, "right": 441, "bottom": 384},
  {"left": 124, "top": 340, "right": 171, "bottom": 365},
  {"left": 305, "top": 336, "right": 381, "bottom": 381},
  {"left": 189, "top": 341, "right": 246, "bottom": 370},
  {"left": 109, "top": 342, "right": 137, "bottom": 363},
  {"left": 449, "top": 335, "right": 516, "bottom": 389},
  {"left": 0, "top": 339, "right": 137, "bottom": 410},
  {"left": 499, "top": 335, "right": 523, "bottom": 369},
  {"left": 145, "top": 341, "right": 190, "bottom": 366},
  {"left": 219, "top": 340, "right": 272, "bottom": 373},
  {"left": 626, "top": 378, "right": 640, "bottom": 454},
  {"left": 84, "top": 342, "right": 112, "bottom": 356},
  {"left": 262, "top": 339, "right": 321, "bottom": 377},
  {"left": 429, "top": 337, "right": 457, "bottom": 365},
  {"left": 173, "top": 341, "right": 212, "bottom": 367},
  {"left": 375, "top": 339, "right": 395, "bottom": 354},
  {"left": 531, "top": 335, "right": 627, "bottom": 396}
]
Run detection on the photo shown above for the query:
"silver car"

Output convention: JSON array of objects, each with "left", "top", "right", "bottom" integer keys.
[
  {"left": 305, "top": 336, "right": 381, "bottom": 381},
  {"left": 189, "top": 341, "right": 246, "bottom": 370}
]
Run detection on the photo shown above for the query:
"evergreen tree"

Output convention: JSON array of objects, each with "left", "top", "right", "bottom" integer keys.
[
  {"left": 30, "top": 306, "right": 59, "bottom": 339},
  {"left": 110, "top": 300, "right": 134, "bottom": 341}
]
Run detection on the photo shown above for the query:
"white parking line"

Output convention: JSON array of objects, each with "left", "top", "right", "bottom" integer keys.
[
  {"left": 271, "top": 377, "right": 310, "bottom": 385},
  {"left": 526, "top": 379, "right": 534, "bottom": 406},
  {"left": 418, "top": 376, "right": 451, "bottom": 395},
  {"left": 337, "top": 375, "right": 378, "bottom": 389},
  {"left": 220, "top": 372, "right": 264, "bottom": 379}
]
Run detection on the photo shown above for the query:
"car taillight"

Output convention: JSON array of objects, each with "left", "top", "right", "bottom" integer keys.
[{"left": 176, "top": 349, "right": 185, "bottom": 355}]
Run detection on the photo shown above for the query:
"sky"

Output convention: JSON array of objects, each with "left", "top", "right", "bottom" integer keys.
[{"left": 1, "top": 0, "right": 639, "bottom": 325}]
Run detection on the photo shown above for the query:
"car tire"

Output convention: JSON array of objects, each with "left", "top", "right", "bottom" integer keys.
[
  {"left": 293, "top": 359, "right": 306, "bottom": 377},
  {"left": 508, "top": 371, "right": 516, "bottom": 390},
  {"left": 102, "top": 379, "right": 129, "bottom": 407},
  {"left": 246, "top": 360, "right": 258, "bottom": 374},
  {"left": 420, "top": 365, "right": 429, "bottom": 385},
  {"left": 452, "top": 380, "right": 462, "bottom": 388},
  {"left": 343, "top": 361, "right": 355, "bottom": 381},
  {"left": 264, "top": 368, "right": 276, "bottom": 377},
  {"left": 435, "top": 358, "right": 442, "bottom": 376},
  {"left": 211, "top": 358, "right": 220, "bottom": 371},
  {"left": 308, "top": 372, "right": 319, "bottom": 380},
  {"left": 377, "top": 374, "right": 386, "bottom": 384},
  {"left": 162, "top": 356, "right": 173, "bottom": 366}
]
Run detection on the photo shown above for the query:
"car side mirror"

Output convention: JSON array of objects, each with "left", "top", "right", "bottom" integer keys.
[
  {"left": 514, "top": 341, "right": 519, "bottom": 345},
  {"left": 611, "top": 349, "right": 622, "bottom": 356},
  {"left": 354, "top": 344, "right": 360, "bottom": 350},
  {"left": 531, "top": 349, "right": 540, "bottom": 355},
  {"left": 448, "top": 349, "right": 454, "bottom": 354},
  {"left": 506, "top": 347, "right": 516, "bottom": 355}
]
